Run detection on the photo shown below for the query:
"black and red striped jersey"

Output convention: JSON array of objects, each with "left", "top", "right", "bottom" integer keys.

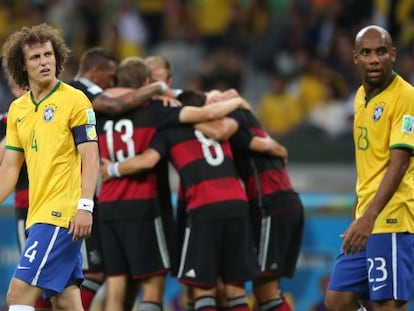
[
  {"left": 150, "top": 124, "right": 249, "bottom": 223},
  {"left": 228, "top": 110, "right": 298, "bottom": 213},
  {"left": 96, "top": 100, "right": 182, "bottom": 221},
  {"left": 69, "top": 78, "right": 103, "bottom": 102}
]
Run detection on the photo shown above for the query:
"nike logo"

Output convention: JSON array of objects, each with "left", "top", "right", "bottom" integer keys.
[
  {"left": 372, "top": 284, "right": 387, "bottom": 291},
  {"left": 185, "top": 269, "right": 196, "bottom": 278},
  {"left": 17, "top": 264, "right": 31, "bottom": 270},
  {"left": 17, "top": 117, "right": 25, "bottom": 123}
]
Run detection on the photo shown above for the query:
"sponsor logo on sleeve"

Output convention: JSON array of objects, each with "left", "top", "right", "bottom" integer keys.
[
  {"left": 85, "top": 109, "right": 96, "bottom": 125},
  {"left": 402, "top": 115, "right": 414, "bottom": 134}
]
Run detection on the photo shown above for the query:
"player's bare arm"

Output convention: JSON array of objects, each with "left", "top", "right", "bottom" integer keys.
[
  {"left": 100, "top": 148, "right": 161, "bottom": 181},
  {"left": 93, "top": 82, "right": 178, "bottom": 116},
  {"left": 249, "top": 136, "right": 288, "bottom": 163},
  {"left": 69, "top": 141, "right": 99, "bottom": 240},
  {"left": 180, "top": 97, "right": 251, "bottom": 123},
  {"left": 0, "top": 149, "right": 24, "bottom": 204},
  {"left": 194, "top": 118, "right": 239, "bottom": 141},
  {"left": 0, "top": 137, "right": 6, "bottom": 163},
  {"left": 341, "top": 147, "right": 411, "bottom": 255}
]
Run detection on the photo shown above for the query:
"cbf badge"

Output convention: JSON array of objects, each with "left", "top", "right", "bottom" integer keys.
[
  {"left": 43, "top": 104, "right": 57, "bottom": 122},
  {"left": 372, "top": 103, "right": 384, "bottom": 122}
]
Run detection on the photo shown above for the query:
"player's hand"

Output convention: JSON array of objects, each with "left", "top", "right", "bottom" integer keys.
[
  {"left": 239, "top": 99, "right": 252, "bottom": 111},
  {"left": 100, "top": 158, "right": 112, "bottom": 182},
  {"left": 152, "top": 95, "right": 182, "bottom": 107},
  {"left": 69, "top": 210, "right": 92, "bottom": 241},
  {"left": 341, "top": 214, "right": 374, "bottom": 255}
]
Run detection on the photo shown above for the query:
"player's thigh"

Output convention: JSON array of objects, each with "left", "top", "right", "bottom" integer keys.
[
  {"left": 7, "top": 277, "right": 42, "bottom": 306},
  {"left": 50, "top": 284, "right": 83, "bottom": 311}
]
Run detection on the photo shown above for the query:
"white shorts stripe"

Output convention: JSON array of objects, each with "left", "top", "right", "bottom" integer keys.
[
  {"left": 32, "top": 226, "right": 60, "bottom": 286},
  {"left": 178, "top": 227, "right": 191, "bottom": 278},
  {"left": 392, "top": 232, "right": 397, "bottom": 299},
  {"left": 154, "top": 216, "right": 170, "bottom": 268}
]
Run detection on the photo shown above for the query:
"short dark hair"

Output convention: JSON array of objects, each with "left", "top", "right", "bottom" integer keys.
[
  {"left": 78, "top": 47, "right": 117, "bottom": 74},
  {"left": 177, "top": 90, "right": 206, "bottom": 107}
]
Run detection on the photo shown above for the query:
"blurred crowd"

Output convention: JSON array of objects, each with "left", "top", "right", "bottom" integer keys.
[{"left": 2, "top": 0, "right": 414, "bottom": 144}]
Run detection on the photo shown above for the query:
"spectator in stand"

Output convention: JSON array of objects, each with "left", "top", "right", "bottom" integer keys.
[{"left": 257, "top": 71, "right": 303, "bottom": 138}]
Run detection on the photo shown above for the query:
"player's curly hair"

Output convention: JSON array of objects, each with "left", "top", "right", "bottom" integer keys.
[{"left": 1, "top": 23, "right": 70, "bottom": 89}]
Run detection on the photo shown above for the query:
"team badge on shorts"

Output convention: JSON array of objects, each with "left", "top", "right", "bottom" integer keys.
[{"left": 43, "top": 104, "right": 57, "bottom": 122}]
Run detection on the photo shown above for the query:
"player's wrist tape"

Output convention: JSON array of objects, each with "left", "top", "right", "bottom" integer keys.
[
  {"left": 107, "top": 162, "right": 121, "bottom": 178},
  {"left": 156, "top": 81, "right": 168, "bottom": 93},
  {"left": 77, "top": 198, "right": 94, "bottom": 213}
]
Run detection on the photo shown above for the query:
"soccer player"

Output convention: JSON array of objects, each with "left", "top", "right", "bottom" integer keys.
[
  {"left": 97, "top": 58, "right": 252, "bottom": 311},
  {"left": 101, "top": 89, "right": 259, "bottom": 311},
  {"left": 0, "top": 81, "right": 52, "bottom": 311},
  {"left": 69, "top": 46, "right": 178, "bottom": 311},
  {"left": 198, "top": 90, "right": 303, "bottom": 311},
  {"left": 0, "top": 23, "right": 99, "bottom": 311},
  {"left": 324, "top": 25, "right": 414, "bottom": 311}
]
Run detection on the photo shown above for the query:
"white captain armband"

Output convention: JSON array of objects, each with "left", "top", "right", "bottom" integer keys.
[
  {"left": 107, "top": 162, "right": 121, "bottom": 178},
  {"left": 77, "top": 198, "right": 94, "bottom": 213}
]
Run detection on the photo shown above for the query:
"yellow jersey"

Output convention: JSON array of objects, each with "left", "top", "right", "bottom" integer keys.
[
  {"left": 6, "top": 81, "right": 97, "bottom": 229},
  {"left": 354, "top": 73, "right": 414, "bottom": 233}
]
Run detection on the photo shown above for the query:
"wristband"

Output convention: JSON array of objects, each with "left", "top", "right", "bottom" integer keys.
[
  {"left": 156, "top": 81, "right": 168, "bottom": 94},
  {"left": 77, "top": 198, "right": 94, "bottom": 213},
  {"left": 107, "top": 162, "right": 121, "bottom": 178}
]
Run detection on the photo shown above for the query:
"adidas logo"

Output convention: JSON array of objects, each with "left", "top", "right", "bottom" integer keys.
[{"left": 185, "top": 269, "right": 196, "bottom": 278}]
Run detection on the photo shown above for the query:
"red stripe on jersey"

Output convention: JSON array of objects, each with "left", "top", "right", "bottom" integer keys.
[
  {"left": 186, "top": 177, "right": 247, "bottom": 210},
  {"left": 250, "top": 126, "right": 266, "bottom": 137},
  {"left": 246, "top": 168, "right": 293, "bottom": 199},
  {"left": 170, "top": 138, "right": 234, "bottom": 170},
  {"left": 15, "top": 189, "right": 29, "bottom": 208},
  {"left": 98, "top": 174, "right": 158, "bottom": 202}
]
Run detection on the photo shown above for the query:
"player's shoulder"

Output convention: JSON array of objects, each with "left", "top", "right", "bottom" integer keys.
[
  {"left": 59, "top": 81, "right": 92, "bottom": 102},
  {"left": 8, "top": 91, "right": 30, "bottom": 111}
]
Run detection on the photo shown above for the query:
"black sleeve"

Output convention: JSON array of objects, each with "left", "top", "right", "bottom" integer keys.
[
  {"left": 148, "top": 129, "right": 169, "bottom": 157},
  {"left": 151, "top": 101, "right": 183, "bottom": 130},
  {"left": 229, "top": 110, "right": 255, "bottom": 152}
]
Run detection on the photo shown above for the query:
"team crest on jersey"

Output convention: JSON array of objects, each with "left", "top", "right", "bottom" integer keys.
[
  {"left": 402, "top": 115, "right": 414, "bottom": 134},
  {"left": 43, "top": 104, "right": 57, "bottom": 122},
  {"left": 372, "top": 103, "right": 384, "bottom": 122}
]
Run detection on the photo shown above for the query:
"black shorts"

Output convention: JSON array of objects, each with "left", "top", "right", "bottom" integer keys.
[
  {"left": 251, "top": 201, "right": 304, "bottom": 278},
  {"left": 15, "top": 208, "right": 28, "bottom": 253},
  {"left": 82, "top": 208, "right": 104, "bottom": 273},
  {"left": 177, "top": 216, "right": 258, "bottom": 288},
  {"left": 99, "top": 215, "right": 170, "bottom": 278}
]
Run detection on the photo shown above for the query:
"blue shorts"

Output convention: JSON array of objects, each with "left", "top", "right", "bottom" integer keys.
[
  {"left": 14, "top": 223, "right": 84, "bottom": 299},
  {"left": 328, "top": 233, "right": 414, "bottom": 301}
]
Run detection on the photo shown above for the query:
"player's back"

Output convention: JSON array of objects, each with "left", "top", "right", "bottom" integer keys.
[{"left": 152, "top": 124, "right": 249, "bottom": 223}]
